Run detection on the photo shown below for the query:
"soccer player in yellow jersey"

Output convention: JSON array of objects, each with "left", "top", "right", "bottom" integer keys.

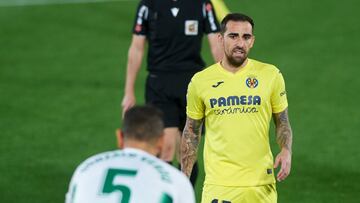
[{"left": 181, "top": 13, "right": 293, "bottom": 203}]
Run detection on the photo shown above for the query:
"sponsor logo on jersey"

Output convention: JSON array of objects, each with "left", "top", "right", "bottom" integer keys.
[
  {"left": 246, "top": 77, "right": 258, "bottom": 88},
  {"left": 212, "top": 81, "right": 224, "bottom": 88},
  {"left": 213, "top": 106, "right": 259, "bottom": 115},
  {"left": 280, "top": 90, "right": 286, "bottom": 97},
  {"left": 209, "top": 95, "right": 261, "bottom": 108},
  {"left": 185, "top": 20, "right": 198, "bottom": 35},
  {"left": 210, "top": 95, "right": 261, "bottom": 115}
]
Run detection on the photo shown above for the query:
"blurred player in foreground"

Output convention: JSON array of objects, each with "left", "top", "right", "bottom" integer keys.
[
  {"left": 66, "top": 106, "right": 195, "bottom": 203},
  {"left": 181, "top": 13, "right": 293, "bottom": 202}
]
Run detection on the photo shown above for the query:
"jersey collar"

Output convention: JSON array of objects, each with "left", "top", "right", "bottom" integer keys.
[
  {"left": 217, "top": 58, "right": 253, "bottom": 77},
  {"left": 122, "top": 147, "right": 158, "bottom": 159}
]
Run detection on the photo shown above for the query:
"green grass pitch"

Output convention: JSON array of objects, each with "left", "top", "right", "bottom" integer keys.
[{"left": 1, "top": 0, "right": 360, "bottom": 202}]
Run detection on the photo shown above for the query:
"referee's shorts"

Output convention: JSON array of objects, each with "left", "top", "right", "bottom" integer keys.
[
  {"left": 145, "top": 71, "right": 196, "bottom": 130},
  {"left": 201, "top": 183, "right": 277, "bottom": 203}
]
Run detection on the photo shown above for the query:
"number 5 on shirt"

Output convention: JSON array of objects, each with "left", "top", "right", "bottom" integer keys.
[{"left": 102, "top": 168, "right": 137, "bottom": 203}]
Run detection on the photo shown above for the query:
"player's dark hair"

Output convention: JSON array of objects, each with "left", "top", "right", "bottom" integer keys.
[
  {"left": 122, "top": 105, "right": 164, "bottom": 142},
  {"left": 220, "top": 13, "right": 255, "bottom": 34}
]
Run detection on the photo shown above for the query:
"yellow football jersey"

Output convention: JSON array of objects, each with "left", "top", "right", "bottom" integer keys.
[{"left": 186, "top": 59, "right": 288, "bottom": 186}]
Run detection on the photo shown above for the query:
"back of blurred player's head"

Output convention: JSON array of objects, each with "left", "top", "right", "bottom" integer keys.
[
  {"left": 122, "top": 105, "right": 164, "bottom": 144},
  {"left": 220, "top": 13, "right": 255, "bottom": 34}
]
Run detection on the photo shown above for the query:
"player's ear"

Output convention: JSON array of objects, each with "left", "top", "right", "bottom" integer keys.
[
  {"left": 250, "top": 35, "right": 255, "bottom": 48},
  {"left": 219, "top": 32, "right": 224, "bottom": 43},
  {"left": 116, "top": 129, "right": 124, "bottom": 149}
]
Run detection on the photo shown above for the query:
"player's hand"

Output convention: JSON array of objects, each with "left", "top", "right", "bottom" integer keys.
[
  {"left": 160, "top": 128, "right": 179, "bottom": 162},
  {"left": 274, "top": 148, "right": 291, "bottom": 182},
  {"left": 121, "top": 93, "right": 136, "bottom": 117}
]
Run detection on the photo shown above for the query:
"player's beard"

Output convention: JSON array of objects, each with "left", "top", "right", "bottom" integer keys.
[{"left": 226, "top": 47, "right": 247, "bottom": 67}]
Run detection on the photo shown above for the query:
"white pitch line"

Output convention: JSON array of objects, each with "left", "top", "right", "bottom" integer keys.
[{"left": 0, "top": 0, "right": 133, "bottom": 7}]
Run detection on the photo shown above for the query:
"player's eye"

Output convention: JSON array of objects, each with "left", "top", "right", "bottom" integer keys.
[
  {"left": 228, "top": 34, "right": 238, "bottom": 39},
  {"left": 243, "top": 34, "right": 252, "bottom": 40}
]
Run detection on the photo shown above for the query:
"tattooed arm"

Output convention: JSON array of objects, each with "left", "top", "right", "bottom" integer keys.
[
  {"left": 181, "top": 117, "right": 204, "bottom": 178},
  {"left": 273, "top": 108, "right": 293, "bottom": 182}
]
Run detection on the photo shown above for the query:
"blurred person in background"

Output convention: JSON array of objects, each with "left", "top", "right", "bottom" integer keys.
[{"left": 121, "top": 0, "right": 223, "bottom": 185}]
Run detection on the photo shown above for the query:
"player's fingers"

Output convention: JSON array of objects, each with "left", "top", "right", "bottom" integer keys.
[
  {"left": 274, "top": 156, "right": 281, "bottom": 169},
  {"left": 277, "top": 167, "right": 284, "bottom": 181},
  {"left": 283, "top": 163, "right": 291, "bottom": 179},
  {"left": 123, "top": 102, "right": 132, "bottom": 110},
  {"left": 277, "top": 172, "right": 286, "bottom": 182},
  {"left": 278, "top": 170, "right": 289, "bottom": 181},
  {"left": 121, "top": 98, "right": 128, "bottom": 109},
  {"left": 160, "top": 134, "right": 176, "bottom": 161},
  {"left": 277, "top": 160, "right": 286, "bottom": 179},
  {"left": 121, "top": 107, "right": 127, "bottom": 118},
  {"left": 122, "top": 96, "right": 135, "bottom": 109},
  {"left": 121, "top": 102, "right": 127, "bottom": 114},
  {"left": 287, "top": 165, "right": 291, "bottom": 176},
  {"left": 122, "top": 102, "right": 135, "bottom": 118},
  {"left": 277, "top": 162, "right": 290, "bottom": 182},
  {"left": 281, "top": 157, "right": 287, "bottom": 171}
]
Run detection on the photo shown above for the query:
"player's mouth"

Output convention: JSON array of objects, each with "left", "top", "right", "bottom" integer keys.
[{"left": 232, "top": 48, "right": 245, "bottom": 57}]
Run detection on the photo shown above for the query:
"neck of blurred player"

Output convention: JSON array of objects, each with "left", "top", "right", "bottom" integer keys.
[
  {"left": 220, "top": 57, "right": 248, "bottom": 74},
  {"left": 123, "top": 139, "right": 160, "bottom": 156}
]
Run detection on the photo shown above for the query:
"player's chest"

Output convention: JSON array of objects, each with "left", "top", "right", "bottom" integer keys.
[{"left": 200, "top": 74, "right": 272, "bottom": 109}]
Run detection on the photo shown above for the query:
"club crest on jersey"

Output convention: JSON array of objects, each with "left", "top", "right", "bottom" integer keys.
[
  {"left": 185, "top": 20, "right": 198, "bottom": 35},
  {"left": 246, "top": 77, "right": 258, "bottom": 88}
]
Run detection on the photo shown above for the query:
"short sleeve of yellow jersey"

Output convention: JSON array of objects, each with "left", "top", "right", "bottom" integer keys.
[
  {"left": 271, "top": 71, "right": 288, "bottom": 113},
  {"left": 186, "top": 78, "right": 205, "bottom": 120}
]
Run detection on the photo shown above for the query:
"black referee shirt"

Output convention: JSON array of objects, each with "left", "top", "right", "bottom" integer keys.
[{"left": 132, "top": 0, "right": 220, "bottom": 73}]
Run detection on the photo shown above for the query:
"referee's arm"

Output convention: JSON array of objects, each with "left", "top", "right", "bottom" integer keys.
[
  {"left": 122, "top": 35, "right": 146, "bottom": 115},
  {"left": 207, "top": 33, "right": 223, "bottom": 62},
  {"left": 205, "top": 0, "right": 224, "bottom": 62}
]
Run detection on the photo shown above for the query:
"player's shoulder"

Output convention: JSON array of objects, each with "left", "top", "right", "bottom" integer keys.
[
  {"left": 154, "top": 157, "right": 190, "bottom": 183},
  {"left": 124, "top": 149, "right": 187, "bottom": 179},
  {"left": 249, "top": 59, "right": 281, "bottom": 78},
  {"left": 72, "top": 150, "right": 123, "bottom": 174},
  {"left": 135, "top": 150, "right": 192, "bottom": 188},
  {"left": 155, "top": 160, "right": 194, "bottom": 202},
  {"left": 249, "top": 58, "right": 279, "bottom": 73}
]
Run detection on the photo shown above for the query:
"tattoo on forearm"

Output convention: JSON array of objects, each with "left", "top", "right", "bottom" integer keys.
[
  {"left": 274, "top": 109, "right": 293, "bottom": 153},
  {"left": 181, "top": 117, "right": 203, "bottom": 177}
]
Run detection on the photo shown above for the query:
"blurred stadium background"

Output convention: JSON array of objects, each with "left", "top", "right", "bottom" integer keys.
[{"left": 1, "top": 0, "right": 359, "bottom": 202}]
